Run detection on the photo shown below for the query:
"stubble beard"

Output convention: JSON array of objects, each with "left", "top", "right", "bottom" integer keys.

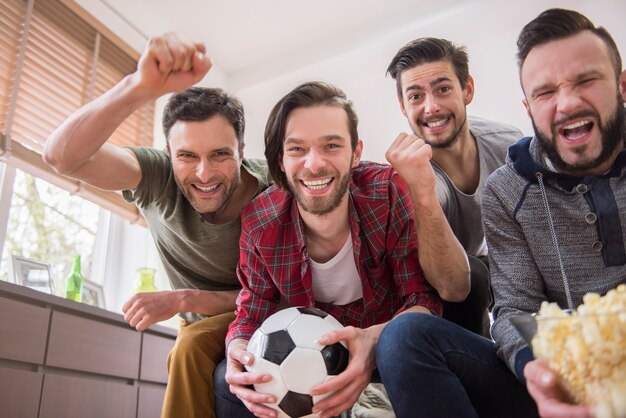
[
  {"left": 175, "top": 171, "right": 241, "bottom": 218},
  {"left": 288, "top": 166, "right": 352, "bottom": 217},
  {"left": 413, "top": 112, "right": 467, "bottom": 150}
]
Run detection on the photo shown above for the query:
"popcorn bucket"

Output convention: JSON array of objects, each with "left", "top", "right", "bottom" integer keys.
[{"left": 511, "top": 285, "right": 626, "bottom": 418}]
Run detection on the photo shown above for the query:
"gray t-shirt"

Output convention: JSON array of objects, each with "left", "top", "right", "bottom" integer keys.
[
  {"left": 433, "top": 116, "right": 522, "bottom": 257},
  {"left": 123, "top": 147, "right": 271, "bottom": 322}
]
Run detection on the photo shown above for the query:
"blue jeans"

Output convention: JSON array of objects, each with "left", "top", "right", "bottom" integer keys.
[
  {"left": 376, "top": 313, "right": 538, "bottom": 418},
  {"left": 214, "top": 359, "right": 256, "bottom": 418}
]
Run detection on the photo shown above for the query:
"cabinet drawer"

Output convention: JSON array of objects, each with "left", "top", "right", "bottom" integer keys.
[
  {"left": 0, "top": 296, "right": 49, "bottom": 363},
  {"left": 137, "top": 384, "right": 167, "bottom": 418},
  {"left": 40, "top": 373, "right": 137, "bottom": 418},
  {"left": 0, "top": 366, "right": 43, "bottom": 418},
  {"left": 47, "top": 311, "right": 141, "bottom": 379},
  {"left": 140, "top": 333, "right": 176, "bottom": 383}
]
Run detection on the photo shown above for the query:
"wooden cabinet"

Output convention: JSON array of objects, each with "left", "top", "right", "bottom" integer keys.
[
  {"left": 137, "top": 385, "right": 168, "bottom": 418},
  {"left": 0, "top": 366, "right": 43, "bottom": 418},
  {"left": 0, "top": 281, "right": 177, "bottom": 418},
  {"left": 0, "top": 297, "right": 49, "bottom": 363},
  {"left": 47, "top": 311, "right": 142, "bottom": 379},
  {"left": 140, "top": 333, "right": 174, "bottom": 383},
  {"left": 39, "top": 374, "right": 138, "bottom": 418}
]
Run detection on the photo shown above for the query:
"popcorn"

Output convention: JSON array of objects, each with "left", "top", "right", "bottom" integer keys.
[{"left": 532, "top": 284, "right": 626, "bottom": 418}]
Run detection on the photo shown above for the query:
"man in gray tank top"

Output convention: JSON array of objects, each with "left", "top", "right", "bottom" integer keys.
[
  {"left": 385, "top": 37, "right": 523, "bottom": 337},
  {"left": 45, "top": 33, "right": 270, "bottom": 418}
]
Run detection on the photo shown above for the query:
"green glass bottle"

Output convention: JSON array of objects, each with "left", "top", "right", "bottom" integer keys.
[{"left": 65, "top": 255, "right": 84, "bottom": 302}]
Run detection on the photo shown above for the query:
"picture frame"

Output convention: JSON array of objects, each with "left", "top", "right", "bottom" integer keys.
[
  {"left": 82, "top": 280, "right": 106, "bottom": 309},
  {"left": 9, "top": 255, "right": 54, "bottom": 294}
]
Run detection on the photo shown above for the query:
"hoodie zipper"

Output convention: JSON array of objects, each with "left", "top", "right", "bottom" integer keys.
[{"left": 535, "top": 172, "right": 575, "bottom": 310}]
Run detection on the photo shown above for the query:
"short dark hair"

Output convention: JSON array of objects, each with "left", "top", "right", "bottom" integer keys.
[
  {"left": 386, "top": 37, "right": 469, "bottom": 98},
  {"left": 264, "top": 81, "right": 359, "bottom": 190},
  {"left": 517, "top": 8, "right": 622, "bottom": 77},
  {"left": 162, "top": 87, "right": 245, "bottom": 150}
]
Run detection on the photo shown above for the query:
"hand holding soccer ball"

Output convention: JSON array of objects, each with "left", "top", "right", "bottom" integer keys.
[{"left": 244, "top": 307, "right": 350, "bottom": 418}]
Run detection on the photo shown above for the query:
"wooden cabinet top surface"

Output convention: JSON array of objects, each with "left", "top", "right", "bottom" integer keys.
[{"left": 0, "top": 280, "right": 177, "bottom": 339}]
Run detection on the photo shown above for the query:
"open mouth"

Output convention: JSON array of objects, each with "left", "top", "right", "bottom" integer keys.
[
  {"left": 559, "top": 120, "right": 594, "bottom": 141},
  {"left": 423, "top": 117, "right": 450, "bottom": 128},
  {"left": 193, "top": 183, "right": 220, "bottom": 193},
  {"left": 421, "top": 115, "right": 452, "bottom": 132},
  {"left": 301, "top": 177, "right": 333, "bottom": 191}
]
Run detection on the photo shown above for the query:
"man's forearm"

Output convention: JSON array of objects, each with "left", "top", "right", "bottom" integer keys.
[
  {"left": 411, "top": 190, "right": 470, "bottom": 302},
  {"left": 176, "top": 288, "right": 239, "bottom": 316},
  {"left": 43, "top": 74, "right": 152, "bottom": 175}
]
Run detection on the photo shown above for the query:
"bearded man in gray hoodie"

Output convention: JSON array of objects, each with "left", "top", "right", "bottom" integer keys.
[{"left": 483, "top": 8, "right": 626, "bottom": 418}]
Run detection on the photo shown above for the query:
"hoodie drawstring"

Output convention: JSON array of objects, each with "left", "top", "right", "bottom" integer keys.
[{"left": 536, "top": 172, "right": 575, "bottom": 311}]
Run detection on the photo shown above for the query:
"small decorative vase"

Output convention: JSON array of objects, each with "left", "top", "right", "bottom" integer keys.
[{"left": 133, "top": 267, "right": 158, "bottom": 294}]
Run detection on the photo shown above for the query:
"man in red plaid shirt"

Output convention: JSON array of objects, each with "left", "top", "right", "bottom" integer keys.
[{"left": 213, "top": 81, "right": 442, "bottom": 418}]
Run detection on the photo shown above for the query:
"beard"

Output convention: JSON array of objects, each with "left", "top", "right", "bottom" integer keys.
[
  {"left": 533, "top": 95, "right": 625, "bottom": 175},
  {"left": 412, "top": 112, "right": 467, "bottom": 149},
  {"left": 288, "top": 166, "right": 352, "bottom": 216},
  {"left": 174, "top": 171, "right": 240, "bottom": 217}
]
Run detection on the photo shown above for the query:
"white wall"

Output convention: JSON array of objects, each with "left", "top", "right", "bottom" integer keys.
[{"left": 235, "top": 0, "right": 626, "bottom": 162}]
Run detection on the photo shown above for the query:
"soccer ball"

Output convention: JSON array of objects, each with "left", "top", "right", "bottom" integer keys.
[{"left": 245, "top": 306, "right": 350, "bottom": 418}]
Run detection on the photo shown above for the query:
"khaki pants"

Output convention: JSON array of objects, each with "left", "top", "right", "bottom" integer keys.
[{"left": 161, "top": 312, "right": 235, "bottom": 418}]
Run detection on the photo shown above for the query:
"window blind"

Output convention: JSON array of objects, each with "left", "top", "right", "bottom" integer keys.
[{"left": 0, "top": 0, "right": 154, "bottom": 225}]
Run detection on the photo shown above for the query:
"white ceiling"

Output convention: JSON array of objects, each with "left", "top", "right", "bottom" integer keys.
[{"left": 80, "top": 0, "right": 481, "bottom": 88}]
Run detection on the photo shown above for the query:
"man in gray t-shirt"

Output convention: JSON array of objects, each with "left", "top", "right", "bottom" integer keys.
[
  {"left": 433, "top": 116, "right": 521, "bottom": 259},
  {"left": 45, "top": 33, "right": 270, "bottom": 418},
  {"left": 385, "top": 37, "right": 522, "bottom": 337}
]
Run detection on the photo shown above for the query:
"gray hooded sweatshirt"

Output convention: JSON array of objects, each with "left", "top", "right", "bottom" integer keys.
[{"left": 482, "top": 135, "right": 626, "bottom": 379}]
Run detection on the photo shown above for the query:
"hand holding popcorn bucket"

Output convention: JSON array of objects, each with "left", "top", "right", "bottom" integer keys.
[{"left": 511, "top": 284, "right": 626, "bottom": 418}]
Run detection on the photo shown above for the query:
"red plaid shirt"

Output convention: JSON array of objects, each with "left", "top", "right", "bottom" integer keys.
[{"left": 227, "top": 161, "right": 442, "bottom": 345}]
